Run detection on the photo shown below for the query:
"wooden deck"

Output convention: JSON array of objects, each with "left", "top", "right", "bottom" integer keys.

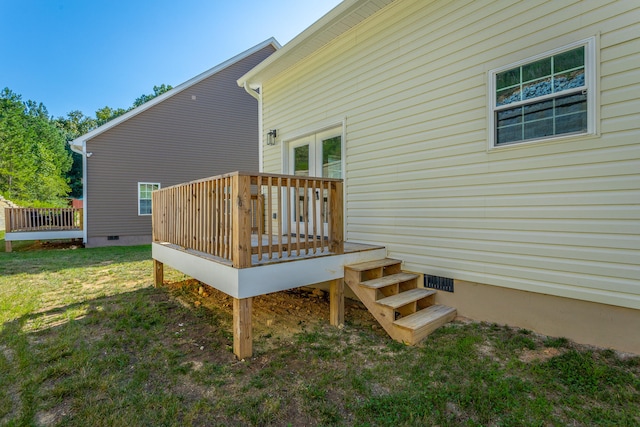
[
  {"left": 151, "top": 171, "right": 369, "bottom": 359},
  {"left": 4, "top": 207, "right": 83, "bottom": 252},
  {"left": 151, "top": 171, "right": 456, "bottom": 359}
]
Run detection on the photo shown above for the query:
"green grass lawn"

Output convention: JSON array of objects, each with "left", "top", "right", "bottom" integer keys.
[{"left": 1, "top": 239, "right": 639, "bottom": 426}]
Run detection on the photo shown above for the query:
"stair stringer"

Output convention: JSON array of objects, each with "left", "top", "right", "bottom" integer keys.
[
  {"left": 344, "top": 259, "right": 457, "bottom": 345},
  {"left": 344, "top": 266, "right": 414, "bottom": 343}
]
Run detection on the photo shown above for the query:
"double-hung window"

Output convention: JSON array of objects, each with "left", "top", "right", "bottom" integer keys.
[
  {"left": 490, "top": 38, "right": 596, "bottom": 147},
  {"left": 138, "top": 182, "right": 160, "bottom": 215}
]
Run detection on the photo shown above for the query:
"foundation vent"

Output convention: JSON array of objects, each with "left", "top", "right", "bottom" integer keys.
[
  {"left": 107, "top": 235, "right": 120, "bottom": 241},
  {"left": 425, "top": 275, "right": 454, "bottom": 293}
]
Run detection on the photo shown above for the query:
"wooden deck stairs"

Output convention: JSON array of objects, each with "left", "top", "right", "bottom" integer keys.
[{"left": 344, "top": 258, "right": 457, "bottom": 345}]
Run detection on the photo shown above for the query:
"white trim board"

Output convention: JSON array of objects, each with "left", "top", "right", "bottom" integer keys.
[
  {"left": 5, "top": 231, "right": 84, "bottom": 241},
  {"left": 152, "top": 242, "right": 386, "bottom": 299}
]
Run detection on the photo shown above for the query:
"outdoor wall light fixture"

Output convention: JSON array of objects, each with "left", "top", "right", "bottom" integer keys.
[{"left": 266, "top": 129, "right": 277, "bottom": 146}]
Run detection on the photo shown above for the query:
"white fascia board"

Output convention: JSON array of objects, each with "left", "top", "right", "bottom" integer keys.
[
  {"left": 237, "top": 247, "right": 386, "bottom": 298},
  {"left": 152, "top": 242, "right": 387, "bottom": 299},
  {"left": 71, "top": 37, "right": 281, "bottom": 148}
]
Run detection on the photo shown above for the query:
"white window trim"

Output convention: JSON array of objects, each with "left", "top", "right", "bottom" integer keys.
[
  {"left": 488, "top": 37, "right": 597, "bottom": 149},
  {"left": 138, "top": 182, "right": 160, "bottom": 216}
]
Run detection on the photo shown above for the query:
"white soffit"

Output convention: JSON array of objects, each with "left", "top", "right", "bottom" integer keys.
[{"left": 238, "top": 0, "right": 395, "bottom": 88}]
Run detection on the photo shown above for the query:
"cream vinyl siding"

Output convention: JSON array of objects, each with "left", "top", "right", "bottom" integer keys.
[{"left": 260, "top": 0, "right": 640, "bottom": 309}]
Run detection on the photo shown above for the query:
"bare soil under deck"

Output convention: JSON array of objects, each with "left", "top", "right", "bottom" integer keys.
[{"left": 164, "top": 279, "right": 384, "bottom": 354}]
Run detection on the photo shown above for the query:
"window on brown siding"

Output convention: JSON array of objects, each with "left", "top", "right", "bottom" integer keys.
[{"left": 138, "top": 182, "right": 160, "bottom": 215}]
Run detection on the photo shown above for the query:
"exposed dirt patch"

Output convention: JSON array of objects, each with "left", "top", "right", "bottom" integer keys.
[
  {"left": 519, "top": 346, "right": 564, "bottom": 363},
  {"left": 164, "top": 279, "right": 382, "bottom": 355},
  {"left": 35, "top": 402, "right": 72, "bottom": 427},
  {"left": 9, "top": 239, "right": 83, "bottom": 252}
]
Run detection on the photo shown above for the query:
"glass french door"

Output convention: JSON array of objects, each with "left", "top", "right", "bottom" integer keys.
[{"left": 289, "top": 128, "right": 342, "bottom": 237}]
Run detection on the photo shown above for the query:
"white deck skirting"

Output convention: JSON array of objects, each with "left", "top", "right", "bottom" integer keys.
[
  {"left": 152, "top": 241, "right": 387, "bottom": 299},
  {"left": 5, "top": 230, "right": 84, "bottom": 241}
]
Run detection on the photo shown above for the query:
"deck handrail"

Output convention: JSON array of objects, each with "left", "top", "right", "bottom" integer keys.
[
  {"left": 4, "top": 207, "right": 84, "bottom": 233},
  {"left": 152, "top": 171, "right": 344, "bottom": 268}
]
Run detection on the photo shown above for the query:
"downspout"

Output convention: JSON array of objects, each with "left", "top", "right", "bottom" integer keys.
[
  {"left": 80, "top": 141, "right": 88, "bottom": 245},
  {"left": 243, "top": 82, "right": 264, "bottom": 173}
]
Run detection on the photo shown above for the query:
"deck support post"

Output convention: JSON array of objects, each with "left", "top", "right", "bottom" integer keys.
[
  {"left": 329, "top": 279, "right": 344, "bottom": 327},
  {"left": 5, "top": 240, "right": 12, "bottom": 253},
  {"left": 233, "top": 297, "right": 253, "bottom": 359},
  {"left": 232, "top": 174, "right": 253, "bottom": 268},
  {"left": 153, "top": 259, "right": 164, "bottom": 287}
]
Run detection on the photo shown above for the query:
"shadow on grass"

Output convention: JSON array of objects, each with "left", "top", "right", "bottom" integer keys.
[{"left": 0, "top": 285, "right": 236, "bottom": 426}]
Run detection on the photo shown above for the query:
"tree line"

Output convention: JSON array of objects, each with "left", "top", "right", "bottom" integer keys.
[{"left": 0, "top": 84, "right": 172, "bottom": 206}]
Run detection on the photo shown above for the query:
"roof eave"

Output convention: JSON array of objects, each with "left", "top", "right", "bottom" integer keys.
[{"left": 237, "top": 0, "right": 394, "bottom": 88}]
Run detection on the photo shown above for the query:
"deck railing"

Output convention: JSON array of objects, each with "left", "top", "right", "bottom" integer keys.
[
  {"left": 4, "top": 207, "right": 83, "bottom": 232},
  {"left": 152, "top": 171, "right": 343, "bottom": 268}
]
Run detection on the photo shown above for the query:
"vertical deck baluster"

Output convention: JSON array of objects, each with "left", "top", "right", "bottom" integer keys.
[
  {"left": 215, "top": 178, "right": 221, "bottom": 257},
  {"left": 225, "top": 177, "right": 235, "bottom": 259},
  {"left": 177, "top": 186, "right": 182, "bottom": 247},
  {"left": 221, "top": 177, "right": 226, "bottom": 259},
  {"left": 303, "top": 179, "right": 309, "bottom": 255},
  {"left": 221, "top": 178, "right": 225, "bottom": 258},
  {"left": 311, "top": 179, "right": 318, "bottom": 254},
  {"left": 192, "top": 183, "right": 197, "bottom": 251},
  {"left": 184, "top": 184, "right": 189, "bottom": 248},
  {"left": 190, "top": 183, "right": 196, "bottom": 250},
  {"left": 295, "top": 179, "right": 301, "bottom": 256},
  {"left": 168, "top": 189, "right": 171, "bottom": 243},
  {"left": 286, "top": 177, "right": 292, "bottom": 257},
  {"left": 257, "top": 177, "right": 263, "bottom": 261},
  {"left": 320, "top": 181, "right": 326, "bottom": 252},
  {"left": 326, "top": 181, "right": 332, "bottom": 253},
  {"left": 277, "top": 176, "right": 283, "bottom": 259},
  {"left": 213, "top": 180, "right": 218, "bottom": 256},
  {"left": 206, "top": 179, "right": 212, "bottom": 256},
  {"left": 222, "top": 178, "right": 227, "bottom": 259},
  {"left": 199, "top": 182, "right": 204, "bottom": 253},
  {"left": 267, "top": 176, "right": 273, "bottom": 259}
]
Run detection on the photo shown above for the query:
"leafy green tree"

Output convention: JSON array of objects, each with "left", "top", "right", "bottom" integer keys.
[
  {"left": 95, "top": 105, "right": 128, "bottom": 126},
  {"left": 95, "top": 83, "right": 173, "bottom": 125},
  {"left": 0, "top": 88, "right": 72, "bottom": 204},
  {"left": 0, "top": 89, "right": 37, "bottom": 198},
  {"left": 133, "top": 84, "right": 173, "bottom": 108}
]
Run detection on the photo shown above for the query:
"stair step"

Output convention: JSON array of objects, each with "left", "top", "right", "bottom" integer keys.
[
  {"left": 346, "top": 258, "right": 402, "bottom": 272},
  {"left": 394, "top": 304, "right": 457, "bottom": 331},
  {"left": 360, "top": 272, "right": 419, "bottom": 289},
  {"left": 376, "top": 288, "right": 436, "bottom": 309}
]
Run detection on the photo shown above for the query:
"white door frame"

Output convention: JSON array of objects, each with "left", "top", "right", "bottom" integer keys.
[{"left": 282, "top": 122, "right": 346, "bottom": 236}]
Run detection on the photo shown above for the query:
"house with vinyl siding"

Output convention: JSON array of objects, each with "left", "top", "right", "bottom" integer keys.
[
  {"left": 70, "top": 38, "right": 278, "bottom": 247},
  {"left": 237, "top": 0, "right": 640, "bottom": 353}
]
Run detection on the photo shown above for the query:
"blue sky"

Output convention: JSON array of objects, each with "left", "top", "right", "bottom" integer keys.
[{"left": 0, "top": 0, "right": 341, "bottom": 119}]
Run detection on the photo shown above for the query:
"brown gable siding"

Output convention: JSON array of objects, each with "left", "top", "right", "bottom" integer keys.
[{"left": 85, "top": 45, "right": 275, "bottom": 245}]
